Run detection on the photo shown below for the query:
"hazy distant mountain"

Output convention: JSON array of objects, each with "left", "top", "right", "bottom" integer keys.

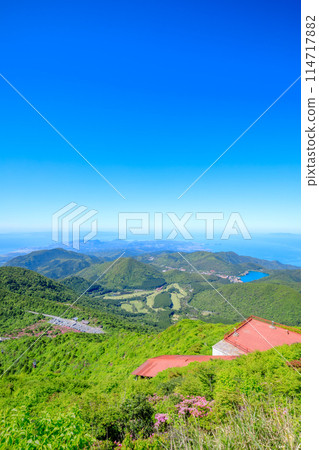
[
  {"left": 5, "top": 248, "right": 103, "bottom": 279},
  {"left": 1, "top": 248, "right": 301, "bottom": 330},
  {"left": 6, "top": 248, "right": 298, "bottom": 284},
  {"left": 138, "top": 251, "right": 298, "bottom": 274},
  {"left": 213, "top": 251, "right": 298, "bottom": 270}
]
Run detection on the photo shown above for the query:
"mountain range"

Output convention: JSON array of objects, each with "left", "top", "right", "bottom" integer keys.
[
  {"left": 5, "top": 248, "right": 298, "bottom": 280},
  {"left": 2, "top": 247, "right": 301, "bottom": 328},
  {"left": 138, "top": 250, "right": 298, "bottom": 274}
]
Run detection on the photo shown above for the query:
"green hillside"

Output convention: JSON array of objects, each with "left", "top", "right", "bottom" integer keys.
[
  {"left": 0, "top": 267, "right": 155, "bottom": 335},
  {"left": 0, "top": 319, "right": 301, "bottom": 448},
  {"left": 139, "top": 250, "right": 298, "bottom": 275},
  {"left": 190, "top": 282, "right": 301, "bottom": 326},
  {"left": 0, "top": 266, "right": 79, "bottom": 333},
  {"left": 163, "top": 268, "right": 229, "bottom": 285},
  {"left": 140, "top": 251, "right": 243, "bottom": 274},
  {"left": 61, "top": 276, "right": 106, "bottom": 295},
  {"left": 212, "top": 251, "right": 298, "bottom": 270},
  {"left": 0, "top": 264, "right": 301, "bottom": 448},
  {"left": 77, "top": 257, "right": 166, "bottom": 290},
  {"left": 2, "top": 249, "right": 301, "bottom": 330},
  {"left": 5, "top": 248, "right": 103, "bottom": 279},
  {"left": 257, "top": 269, "right": 301, "bottom": 289}
]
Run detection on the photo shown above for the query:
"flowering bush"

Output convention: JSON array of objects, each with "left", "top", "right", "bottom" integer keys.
[
  {"left": 175, "top": 395, "right": 214, "bottom": 418},
  {"left": 154, "top": 413, "right": 169, "bottom": 431},
  {"left": 148, "top": 394, "right": 168, "bottom": 405}
]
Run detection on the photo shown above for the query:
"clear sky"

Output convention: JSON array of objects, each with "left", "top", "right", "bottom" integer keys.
[{"left": 1, "top": 0, "right": 300, "bottom": 234}]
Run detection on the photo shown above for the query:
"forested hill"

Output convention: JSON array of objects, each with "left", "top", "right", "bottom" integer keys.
[
  {"left": 6, "top": 248, "right": 299, "bottom": 283},
  {"left": 5, "top": 248, "right": 103, "bottom": 279},
  {"left": 0, "top": 266, "right": 76, "bottom": 334},
  {"left": 76, "top": 257, "right": 166, "bottom": 290},
  {"left": 3, "top": 248, "right": 301, "bottom": 329},
  {"left": 0, "top": 267, "right": 154, "bottom": 335},
  {"left": 138, "top": 250, "right": 299, "bottom": 274}
]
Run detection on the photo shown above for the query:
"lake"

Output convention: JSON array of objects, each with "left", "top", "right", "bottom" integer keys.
[{"left": 240, "top": 271, "right": 269, "bottom": 283}]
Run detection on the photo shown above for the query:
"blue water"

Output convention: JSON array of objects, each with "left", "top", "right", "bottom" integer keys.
[
  {"left": 202, "top": 233, "right": 301, "bottom": 267},
  {"left": 240, "top": 271, "right": 269, "bottom": 282},
  {"left": 0, "top": 232, "right": 301, "bottom": 267}
]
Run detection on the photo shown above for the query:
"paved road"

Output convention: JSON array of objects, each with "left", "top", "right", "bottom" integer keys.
[{"left": 28, "top": 311, "right": 104, "bottom": 334}]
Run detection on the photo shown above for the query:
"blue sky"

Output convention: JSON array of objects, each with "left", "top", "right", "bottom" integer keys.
[{"left": 1, "top": 0, "right": 300, "bottom": 234}]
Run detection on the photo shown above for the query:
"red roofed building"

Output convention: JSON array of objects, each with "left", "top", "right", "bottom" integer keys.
[
  {"left": 132, "top": 355, "right": 236, "bottom": 378},
  {"left": 132, "top": 316, "right": 301, "bottom": 378},
  {"left": 212, "top": 315, "right": 301, "bottom": 356}
]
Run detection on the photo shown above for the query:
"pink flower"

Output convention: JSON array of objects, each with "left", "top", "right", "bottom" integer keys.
[{"left": 154, "top": 413, "right": 169, "bottom": 429}]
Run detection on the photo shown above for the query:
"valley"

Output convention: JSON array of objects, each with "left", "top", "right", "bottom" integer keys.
[{"left": 1, "top": 248, "right": 301, "bottom": 333}]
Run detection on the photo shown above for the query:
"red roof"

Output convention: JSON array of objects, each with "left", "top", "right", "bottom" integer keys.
[
  {"left": 132, "top": 316, "right": 301, "bottom": 377},
  {"left": 132, "top": 355, "right": 236, "bottom": 377},
  {"left": 224, "top": 316, "right": 301, "bottom": 354}
]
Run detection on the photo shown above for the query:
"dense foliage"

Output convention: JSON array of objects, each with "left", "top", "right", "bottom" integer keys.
[
  {"left": 0, "top": 267, "right": 156, "bottom": 335},
  {"left": 0, "top": 319, "right": 301, "bottom": 448},
  {"left": 77, "top": 258, "right": 166, "bottom": 290},
  {"left": 5, "top": 248, "right": 102, "bottom": 279},
  {"left": 0, "top": 250, "right": 301, "bottom": 448},
  {"left": 153, "top": 292, "right": 172, "bottom": 308},
  {"left": 190, "top": 282, "right": 301, "bottom": 325}
]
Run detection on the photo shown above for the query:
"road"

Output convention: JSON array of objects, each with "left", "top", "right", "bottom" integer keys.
[{"left": 27, "top": 311, "right": 104, "bottom": 334}]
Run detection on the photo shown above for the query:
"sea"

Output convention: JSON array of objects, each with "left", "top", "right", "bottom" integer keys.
[{"left": 0, "top": 231, "right": 301, "bottom": 267}]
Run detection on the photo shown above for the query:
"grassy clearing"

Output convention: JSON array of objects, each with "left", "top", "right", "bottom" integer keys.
[
  {"left": 171, "top": 293, "right": 181, "bottom": 310},
  {"left": 171, "top": 283, "right": 187, "bottom": 297},
  {"left": 121, "top": 303, "right": 133, "bottom": 313},
  {"left": 169, "top": 283, "right": 187, "bottom": 310},
  {"left": 109, "top": 284, "right": 187, "bottom": 314},
  {"left": 131, "top": 300, "right": 148, "bottom": 314},
  {"left": 104, "top": 290, "right": 151, "bottom": 300},
  {"left": 146, "top": 291, "right": 158, "bottom": 308}
]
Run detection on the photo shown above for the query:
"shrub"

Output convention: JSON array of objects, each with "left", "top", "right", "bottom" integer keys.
[
  {"left": 79, "top": 393, "right": 122, "bottom": 442},
  {"left": 120, "top": 394, "right": 155, "bottom": 439},
  {"left": 0, "top": 407, "right": 94, "bottom": 449}
]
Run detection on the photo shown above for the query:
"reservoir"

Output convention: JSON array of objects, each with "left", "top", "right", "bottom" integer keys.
[{"left": 240, "top": 271, "right": 268, "bottom": 282}]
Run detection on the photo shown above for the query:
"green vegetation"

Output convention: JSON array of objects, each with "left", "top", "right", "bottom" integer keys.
[
  {"left": 0, "top": 250, "right": 301, "bottom": 447},
  {"left": 4, "top": 249, "right": 301, "bottom": 328},
  {"left": 139, "top": 250, "right": 298, "bottom": 275},
  {"left": 61, "top": 275, "right": 93, "bottom": 293},
  {"left": 0, "top": 266, "right": 78, "bottom": 334},
  {"left": 191, "top": 282, "right": 301, "bottom": 325},
  {"left": 1, "top": 246, "right": 301, "bottom": 332},
  {"left": 0, "top": 408, "right": 94, "bottom": 449},
  {"left": 77, "top": 258, "right": 166, "bottom": 290},
  {"left": 153, "top": 292, "right": 172, "bottom": 308},
  {"left": 0, "top": 319, "right": 301, "bottom": 448},
  {"left": 6, "top": 248, "right": 102, "bottom": 279},
  {"left": 257, "top": 269, "right": 301, "bottom": 290},
  {"left": 0, "top": 267, "right": 157, "bottom": 335}
]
